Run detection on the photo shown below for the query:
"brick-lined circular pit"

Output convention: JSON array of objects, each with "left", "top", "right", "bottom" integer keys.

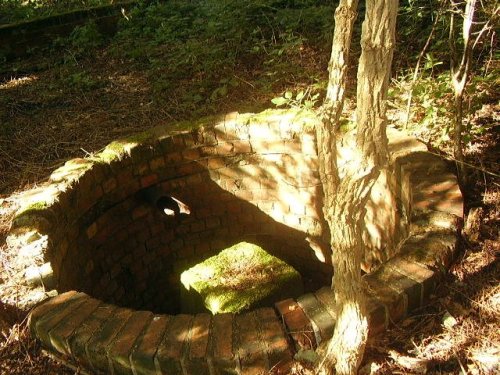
[{"left": 8, "top": 109, "right": 463, "bottom": 374}]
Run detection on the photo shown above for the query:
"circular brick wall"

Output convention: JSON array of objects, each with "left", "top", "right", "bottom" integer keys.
[
  {"left": 11, "top": 110, "right": 336, "bottom": 314},
  {"left": 9, "top": 109, "right": 464, "bottom": 374}
]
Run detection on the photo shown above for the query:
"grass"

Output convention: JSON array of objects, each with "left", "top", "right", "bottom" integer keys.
[{"left": 0, "top": 0, "right": 116, "bottom": 25}]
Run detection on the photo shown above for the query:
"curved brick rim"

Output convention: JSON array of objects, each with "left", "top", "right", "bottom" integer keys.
[{"left": 8, "top": 109, "right": 462, "bottom": 374}]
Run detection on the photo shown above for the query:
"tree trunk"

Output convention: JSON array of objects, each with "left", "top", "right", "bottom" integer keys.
[
  {"left": 317, "top": 0, "right": 359, "bottom": 220},
  {"left": 316, "top": 1, "right": 398, "bottom": 374},
  {"left": 449, "top": 0, "right": 477, "bottom": 185},
  {"left": 315, "top": 4, "right": 360, "bottom": 371}
]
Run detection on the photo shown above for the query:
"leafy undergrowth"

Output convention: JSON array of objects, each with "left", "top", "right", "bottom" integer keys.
[
  {"left": 0, "top": 0, "right": 498, "bottom": 374},
  {"left": 0, "top": 0, "right": 115, "bottom": 25}
]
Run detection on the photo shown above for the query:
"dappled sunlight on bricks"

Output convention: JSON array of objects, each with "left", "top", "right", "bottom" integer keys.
[{"left": 9, "top": 110, "right": 463, "bottom": 374}]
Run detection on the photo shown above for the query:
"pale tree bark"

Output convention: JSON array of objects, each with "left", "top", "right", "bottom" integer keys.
[
  {"left": 316, "top": 1, "right": 399, "bottom": 374},
  {"left": 317, "top": 0, "right": 359, "bottom": 246},
  {"left": 315, "top": 2, "right": 360, "bottom": 369},
  {"left": 449, "top": 0, "right": 477, "bottom": 184}
]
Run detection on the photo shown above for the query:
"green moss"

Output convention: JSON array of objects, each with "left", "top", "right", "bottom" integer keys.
[
  {"left": 180, "top": 242, "right": 303, "bottom": 314},
  {"left": 94, "top": 131, "right": 152, "bottom": 163},
  {"left": 16, "top": 201, "right": 50, "bottom": 216}
]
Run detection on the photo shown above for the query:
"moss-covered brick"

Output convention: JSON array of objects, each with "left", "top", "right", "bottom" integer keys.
[
  {"left": 33, "top": 293, "right": 87, "bottom": 347},
  {"left": 181, "top": 242, "right": 303, "bottom": 314},
  {"left": 48, "top": 297, "right": 100, "bottom": 356}
]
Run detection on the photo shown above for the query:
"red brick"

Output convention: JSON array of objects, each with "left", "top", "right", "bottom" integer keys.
[
  {"left": 366, "top": 296, "right": 387, "bottom": 336},
  {"left": 32, "top": 292, "right": 87, "bottom": 345},
  {"left": 108, "top": 310, "right": 153, "bottom": 374},
  {"left": 165, "top": 152, "right": 183, "bottom": 164},
  {"left": 130, "top": 315, "right": 170, "bottom": 375},
  {"left": 150, "top": 157, "right": 166, "bottom": 171},
  {"left": 364, "top": 273, "right": 407, "bottom": 322},
  {"left": 275, "top": 299, "right": 315, "bottom": 350},
  {"left": 117, "top": 170, "right": 133, "bottom": 186},
  {"left": 255, "top": 308, "right": 292, "bottom": 370},
  {"left": 182, "top": 148, "right": 201, "bottom": 160},
  {"left": 189, "top": 314, "right": 211, "bottom": 359},
  {"left": 211, "top": 313, "right": 234, "bottom": 360},
  {"left": 102, "top": 177, "right": 117, "bottom": 193},
  {"left": 177, "top": 162, "right": 202, "bottom": 176},
  {"left": 86, "top": 222, "right": 98, "bottom": 239},
  {"left": 132, "top": 205, "right": 149, "bottom": 220},
  {"left": 140, "top": 174, "right": 158, "bottom": 188},
  {"left": 48, "top": 297, "right": 101, "bottom": 356},
  {"left": 68, "top": 304, "right": 117, "bottom": 368},
  {"left": 155, "top": 314, "right": 193, "bottom": 374},
  {"left": 233, "top": 140, "right": 252, "bottom": 153},
  {"left": 208, "top": 157, "right": 226, "bottom": 170},
  {"left": 216, "top": 142, "right": 234, "bottom": 155}
]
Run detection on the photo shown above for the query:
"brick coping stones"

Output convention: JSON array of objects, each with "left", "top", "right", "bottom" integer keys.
[{"left": 8, "top": 109, "right": 463, "bottom": 374}]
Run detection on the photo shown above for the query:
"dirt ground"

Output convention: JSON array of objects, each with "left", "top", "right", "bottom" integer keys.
[{"left": 0, "top": 40, "right": 499, "bottom": 374}]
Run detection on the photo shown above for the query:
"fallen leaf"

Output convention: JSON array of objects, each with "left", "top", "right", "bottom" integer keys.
[
  {"left": 389, "top": 350, "right": 428, "bottom": 374},
  {"left": 442, "top": 311, "right": 458, "bottom": 329}
]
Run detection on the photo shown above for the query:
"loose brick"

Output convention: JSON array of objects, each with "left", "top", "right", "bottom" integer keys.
[
  {"left": 275, "top": 299, "right": 315, "bottom": 350},
  {"left": 297, "top": 293, "right": 335, "bottom": 344}
]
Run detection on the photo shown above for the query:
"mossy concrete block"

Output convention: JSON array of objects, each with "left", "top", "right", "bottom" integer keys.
[{"left": 180, "top": 242, "right": 304, "bottom": 314}]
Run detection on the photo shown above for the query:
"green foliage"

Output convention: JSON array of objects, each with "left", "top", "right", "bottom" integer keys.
[
  {"left": 65, "top": 71, "right": 102, "bottom": 90},
  {"left": 271, "top": 88, "right": 320, "bottom": 109},
  {"left": 111, "top": 0, "right": 333, "bottom": 117},
  {"left": 54, "top": 21, "right": 103, "bottom": 57},
  {"left": 391, "top": 58, "right": 498, "bottom": 148},
  {"left": 0, "top": 0, "right": 113, "bottom": 24}
]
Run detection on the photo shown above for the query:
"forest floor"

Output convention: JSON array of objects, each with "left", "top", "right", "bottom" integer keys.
[{"left": 0, "top": 4, "right": 499, "bottom": 374}]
